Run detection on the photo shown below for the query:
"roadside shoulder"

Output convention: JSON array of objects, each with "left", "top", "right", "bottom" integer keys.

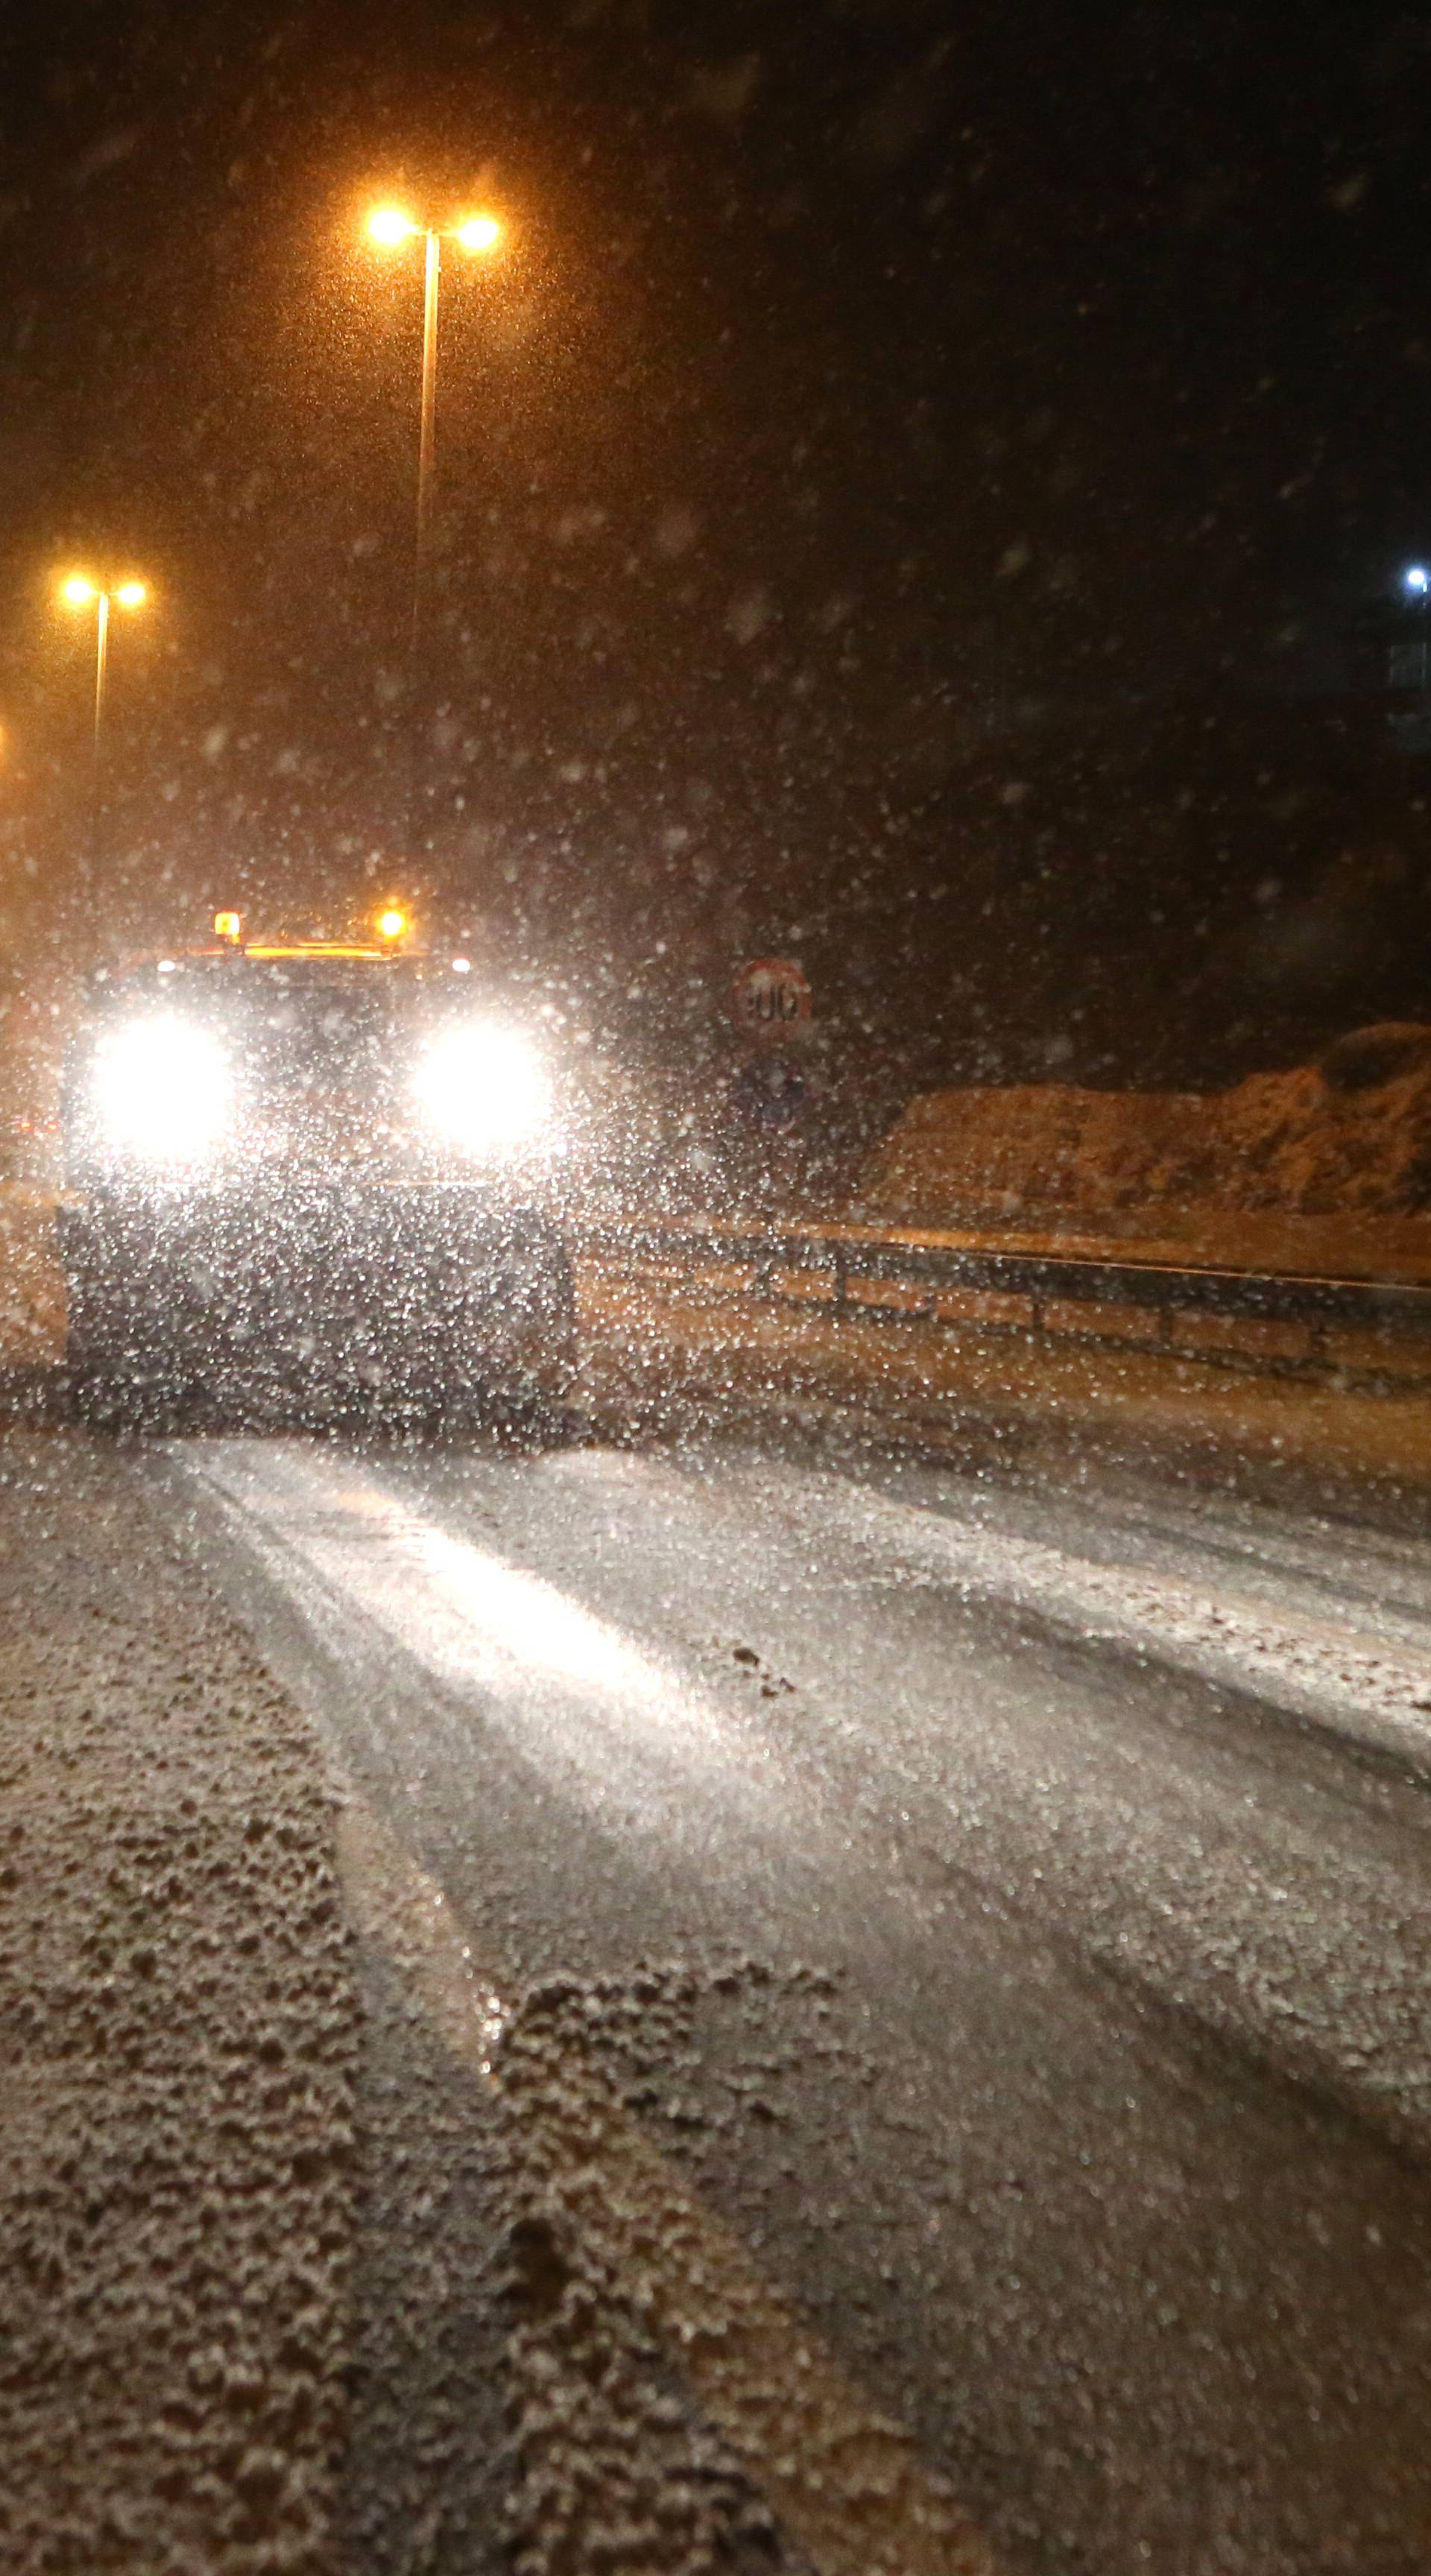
[{"left": 0, "top": 1426, "right": 359, "bottom": 2576}]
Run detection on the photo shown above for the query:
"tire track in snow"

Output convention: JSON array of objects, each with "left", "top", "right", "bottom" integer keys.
[{"left": 812, "top": 1474, "right": 1431, "bottom": 1777}]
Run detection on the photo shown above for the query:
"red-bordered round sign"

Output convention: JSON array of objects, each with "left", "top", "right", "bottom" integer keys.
[{"left": 732, "top": 956, "right": 812, "bottom": 1041}]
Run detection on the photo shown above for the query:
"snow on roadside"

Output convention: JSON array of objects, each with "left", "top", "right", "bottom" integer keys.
[{"left": 0, "top": 1430, "right": 359, "bottom": 2575}]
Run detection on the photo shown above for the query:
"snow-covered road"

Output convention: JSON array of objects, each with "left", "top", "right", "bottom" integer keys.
[{"left": 143, "top": 1419, "right": 1431, "bottom": 2576}]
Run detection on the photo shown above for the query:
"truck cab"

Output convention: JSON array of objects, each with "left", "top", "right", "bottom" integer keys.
[{"left": 57, "top": 921, "right": 576, "bottom": 1425}]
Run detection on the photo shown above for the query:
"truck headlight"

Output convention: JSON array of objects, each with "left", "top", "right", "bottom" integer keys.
[
  {"left": 413, "top": 1023, "right": 554, "bottom": 1155},
  {"left": 93, "top": 1017, "right": 232, "bottom": 1161}
]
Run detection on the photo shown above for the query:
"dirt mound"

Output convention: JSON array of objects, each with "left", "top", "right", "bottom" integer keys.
[
  {"left": 1213, "top": 1052, "right": 1431, "bottom": 1213},
  {"left": 861, "top": 1026, "right": 1431, "bottom": 1223},
  {"left": 1318, "top": 1022, "right": 1431, "bottom": 1092},
  {"left": 862, "top": 1084, "right": 1215, "bottom": 1223}
]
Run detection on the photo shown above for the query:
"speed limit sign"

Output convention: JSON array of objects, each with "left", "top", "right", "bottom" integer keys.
[{"left": 732, "top": 956, "right": 812, "bottom": 1043}]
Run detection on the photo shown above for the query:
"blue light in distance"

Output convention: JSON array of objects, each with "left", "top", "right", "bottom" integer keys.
[{"left": 1403, "top": 563, "right": 1430, "bottom": 597}]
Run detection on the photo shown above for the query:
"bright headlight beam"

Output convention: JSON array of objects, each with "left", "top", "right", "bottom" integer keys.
[
  {"left": 412, "top": 1022, "right": 553, "bottom": 1155},
  {"left": 93, "top": 1017, "right": 231, "bottom": 1162}
]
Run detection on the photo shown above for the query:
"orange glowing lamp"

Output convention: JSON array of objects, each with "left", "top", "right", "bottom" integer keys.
[
  {"left": 367, "top": 206, "right": 418, "bottom": 249},
  {"left": 455, "top": 213, "right": 502, "bottom": 253}
]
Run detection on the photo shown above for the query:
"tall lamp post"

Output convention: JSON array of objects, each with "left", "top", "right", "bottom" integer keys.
[
  {"left": 364, "top": 205, "right": 503, "bottom": 662},
  {"left": 59, "top": 573, "right": 149, "bottom": 754}
]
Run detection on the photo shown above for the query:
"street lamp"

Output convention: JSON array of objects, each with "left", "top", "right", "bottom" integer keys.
[
  {"left": 59, "top": 574, "right": 149, "bottom": 752},
  {"left": 364, "top": 203, "right": 505, "bottom": 653}
]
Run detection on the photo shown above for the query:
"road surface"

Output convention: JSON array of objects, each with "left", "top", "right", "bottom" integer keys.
[{"left": 116, "top": 1414, "right": 1431, "bottom": 2576}]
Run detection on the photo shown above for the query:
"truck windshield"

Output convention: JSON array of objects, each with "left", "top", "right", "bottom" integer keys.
[{"left": 237, "top": 980, "right": 399, "bottom": 1083}]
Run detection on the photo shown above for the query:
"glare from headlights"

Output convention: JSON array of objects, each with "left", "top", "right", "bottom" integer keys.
[
  {"left": 413, "top": 1021, "right": 554, "bottom": 1155},
  {"left": 93, "top": 1017, "right": 231, "bottom": 1161}
]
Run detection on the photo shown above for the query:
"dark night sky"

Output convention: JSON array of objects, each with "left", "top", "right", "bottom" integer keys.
[{"left": 1, "top": 0, "right": 1430, "bottom": 1085}]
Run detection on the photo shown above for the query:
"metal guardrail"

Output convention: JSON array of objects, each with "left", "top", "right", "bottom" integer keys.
[{"left": 575, "top": 1211, "right": 1431, "bottom": 1380}]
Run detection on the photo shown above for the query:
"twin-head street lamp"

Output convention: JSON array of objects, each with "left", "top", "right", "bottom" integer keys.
[
  {"left": 365, "top": 204, "right": 504, "bottom": 650},
  {"left": 367, "top": 207, "right": 501, "bottom": 254},
  {"left": 364, "top": 203, "right": 505, "bottom": 853},
  {"left": 59, "top": 573, "right": 149, "bottom": 751}
]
